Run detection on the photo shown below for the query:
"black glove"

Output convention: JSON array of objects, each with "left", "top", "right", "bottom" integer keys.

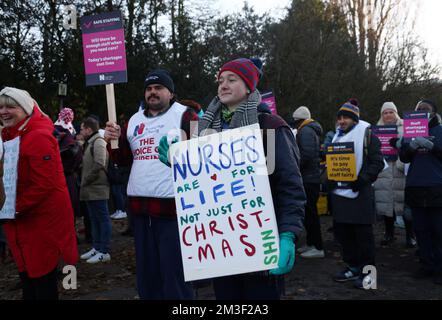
[
  {"left": 350, "top": 175, "right": 370, "bottom": 192},
  {"left": 326, "top": 180, "right": 338, "bottom": 192},
  {"left": 389, "top": 137, "right": 400, "bottom": 148}
]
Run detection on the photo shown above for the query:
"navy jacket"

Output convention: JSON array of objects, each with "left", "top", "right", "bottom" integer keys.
[{"left": 400, "top": 115, "right": 442, "bottom": 207}]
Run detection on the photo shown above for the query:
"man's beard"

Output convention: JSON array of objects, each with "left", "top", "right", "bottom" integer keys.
[
  {"left": 147, "top": 101, "right": 168, "bottom": 110},
  {"left": 145, "top": 95, "right": 169, "bottom": 112}
]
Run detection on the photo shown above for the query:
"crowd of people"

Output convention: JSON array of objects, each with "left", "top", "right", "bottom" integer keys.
[{"left": 0, "top": 57, "right": 441, "bottom": 300}]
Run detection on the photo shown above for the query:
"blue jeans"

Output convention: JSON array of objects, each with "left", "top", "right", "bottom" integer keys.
[
  {"left": 111, "top": 184, "right": 127, "bottom": 212},
  {"left": 86, "top": 200, "right": 112, "bottom": 254}
]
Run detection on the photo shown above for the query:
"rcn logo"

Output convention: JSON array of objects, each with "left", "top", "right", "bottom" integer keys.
[{"left": 133, "top": 123, "right": 145, "bottom": 137}]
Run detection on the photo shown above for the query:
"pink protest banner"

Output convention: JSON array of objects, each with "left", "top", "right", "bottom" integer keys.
[
  {"left": 403, "top": 111, "right": 429, "bottom": 138},
  {"left": 372, "top": 125, "right": 398, "bottom": 161},
  {"left": 261, "top": 90, "right": 277, "bottom": 115},
  {"left": 80, "top": 11, "right": 127, "bottom": 148},
  {"left": 80, "top": 11, "right": 127, "bottom": 86}
]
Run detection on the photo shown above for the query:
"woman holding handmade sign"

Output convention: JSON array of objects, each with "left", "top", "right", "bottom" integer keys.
[
  {"left": 373, "top": 102, "right": 416, "bottom": 248},
  {"left": 0, "top": 87, "right": 78, "bottom": 299},
  {"left": 160, "top": 58, "right": 306, "bottom": 299},
  {"left": 399, "top": 100, "right": 442, "bottom": 285},
  {"left": 326, "top": 102, "right": 384, "bottom": 289}
]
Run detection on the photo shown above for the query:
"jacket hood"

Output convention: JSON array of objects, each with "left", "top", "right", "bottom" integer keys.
[{"left": 303, "top": 120, "right": 323, "bottom": 137}]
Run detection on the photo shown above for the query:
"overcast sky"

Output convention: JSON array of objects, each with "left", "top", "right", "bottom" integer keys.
[{"left": 214, "top": 0, "right": 442, "bottom": 69}]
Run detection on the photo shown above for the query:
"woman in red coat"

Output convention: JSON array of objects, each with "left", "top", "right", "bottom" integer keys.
[{"left": 0, "top": 87, "right": 78, "bottom": 300}]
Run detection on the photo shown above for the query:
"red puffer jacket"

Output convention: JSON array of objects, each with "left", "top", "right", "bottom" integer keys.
[{"left": 2, "top": 106, "right": 78, "bottom": 278}]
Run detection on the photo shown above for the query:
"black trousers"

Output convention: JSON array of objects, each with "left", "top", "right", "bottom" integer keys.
[
  {"left": 412, "top": 207, "right": 442, "bottom": 273},
  {"left": 334, "top": 223, "right": 375, "bottom": 271},
  {"left": 304, "top": 183, "right": 323, "bottom": 250},
  {"left": 213, "top": 273, "right": 283, "bottom": 300},
  {"left": 19, "top": 267, "right": 59, "bottom": 300}
]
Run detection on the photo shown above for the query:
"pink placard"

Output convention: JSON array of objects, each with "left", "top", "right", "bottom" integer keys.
[
  {"left": 403, "top": 112, "right": 429, "bottom": 138},
  {"left": 377, "top": 133, "right": 398, "bottom": 155},
  {"left": 261, "top": 90, "right": 277, "bottom": 115},
  {"left": 82, "top": 29, "right": 127, "bottom": 74}
]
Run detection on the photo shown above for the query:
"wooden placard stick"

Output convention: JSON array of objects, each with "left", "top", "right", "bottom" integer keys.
[{"left": 106, "top": 83, "right": 119, "bottom": 149}]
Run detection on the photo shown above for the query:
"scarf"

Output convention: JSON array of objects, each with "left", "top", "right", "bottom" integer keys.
[
  {"left": 298, "top": 119, "right": 315, "bottom": 131},
  {"left": 197, "top": 90, "right": 261, "bottom": 137}
]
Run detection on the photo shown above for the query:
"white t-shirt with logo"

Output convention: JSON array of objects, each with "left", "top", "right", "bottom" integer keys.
[{"left": 126, "top": 102, "right": 187, "bottom": 198}]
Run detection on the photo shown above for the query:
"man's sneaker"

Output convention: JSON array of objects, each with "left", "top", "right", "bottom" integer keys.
[
  {"left": 112, "top": 211, "right": 127, "bottom": 220},
  {"left": 86, "top": 252, "right": 111, "bottom": 264},
  {"left": 334, "top": 268, "right": 360, "bottom": 282},
  {"left": 80, "top": 248, "right": 98, "bottom": 260},
  {"left": 300, "top": 248, "right": 325, "bottom": 258},
  {"left": 406, "top": 236, "right": 417, "bottom": 248},
  {"left": 110, "top": 210, "right": 121, "bottom": 219},
  {"left": 354, "top": 274, "right": 375, "bottom": 289},
  {"left": 297, "top": 245, "right": 314, "bottom": 254}
]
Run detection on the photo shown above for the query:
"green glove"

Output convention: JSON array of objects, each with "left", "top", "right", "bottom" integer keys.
[
  {"left": 158, "top": 136, "right": 178, "bottom": 167},
  {"left": 269, "top": 232, "right": 296, "bottom": 276}
]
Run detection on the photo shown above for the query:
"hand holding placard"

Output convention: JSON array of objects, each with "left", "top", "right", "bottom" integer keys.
[
  {"left": 158, "top": 136, "right": 179, "bottom": 167},
  {"left": 410, "top": 136, "right": 434, "bottom": 151},
  {"left": 105, "top": 84, "right": 119, "bottom": 149},
  {"left": 269, "top": 232, "right": 295, "bottom": 275},
  {"left": 171, "top": 124, "right": 280, "bottom": 281},
  {"left": 104, "top": 121, "right": 121, "bottom": 141}
]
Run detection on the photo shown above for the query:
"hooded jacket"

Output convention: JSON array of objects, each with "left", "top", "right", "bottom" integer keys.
[
  {"left": 296, "top": 119, "right": 323, "bottom": 184},
  {"left": 1, "top": 106, "right": 78, "bottom": 278}
]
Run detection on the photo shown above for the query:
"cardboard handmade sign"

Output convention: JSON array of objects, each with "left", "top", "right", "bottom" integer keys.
[
  {"left": 0, "top": 137, "right": 20, "bottom": 219},
  {"left": 325, "top": 142, "right": 357, "bottom": 182},
  {"left": 372, "top": 125, "right": 398, "bottom": 160},
  {"left": 403, "top": 111, "right": 429, "bottom": 138},
  {"left": 80, "top": 11, "right": 127, "bottom": 86},
  {"left": 170, "top": 124, "right": 279, "bottom": 282}
]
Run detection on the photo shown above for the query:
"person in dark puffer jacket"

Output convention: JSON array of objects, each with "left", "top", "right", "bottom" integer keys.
[
  {"left": 399, "top": 99, "right": 442, "bottom": 285},
  {"left": 292, "top": 106, "right": 325, "bottom": 259}
]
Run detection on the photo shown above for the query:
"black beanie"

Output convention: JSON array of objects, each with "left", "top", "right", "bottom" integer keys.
[
  {"left": 144, "top": 69, "right": 175, "bottom": 93},
  {"left": 417, "top": 99, "right": 437, "bottom": 113}
]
